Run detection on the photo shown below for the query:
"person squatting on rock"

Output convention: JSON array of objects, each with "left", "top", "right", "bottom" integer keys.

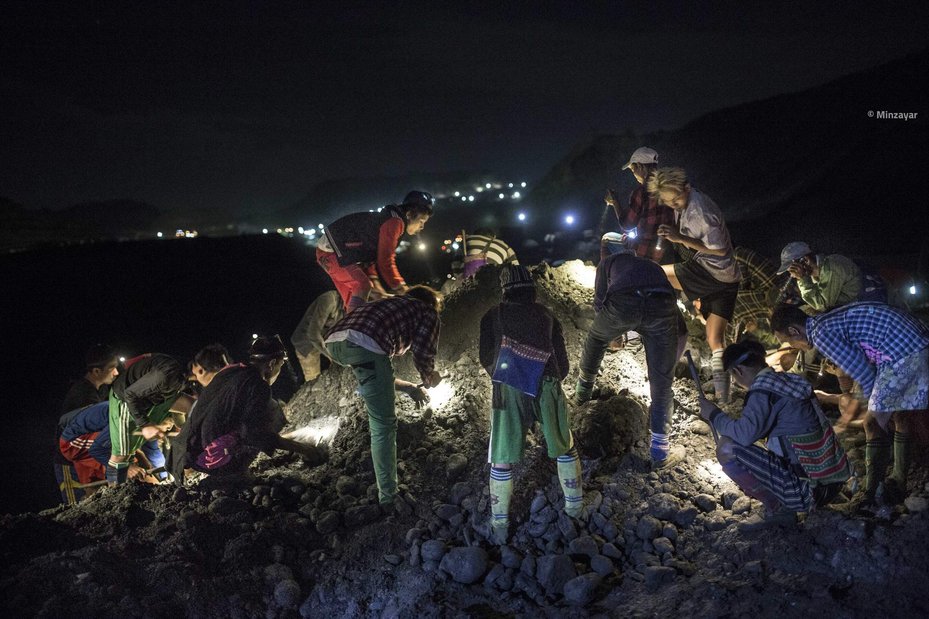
[
  {"left": 479, "top": 265, "right": 582, "bottom": 544},
  {"left": 771, "top": 303, "right": 929, "bottom": 505},
  {"left": 173, "top": 336, "right": 327, "bottom": 482},
  {"left": 461, "top": 228, "right": 519, "bottom": 278},
  {"left": 699, "top": 341, "right": 851, "bottom": 527},
  {"left": 325, "top": 286, "right": 443, "bottom": 507},
  {"left": 106, "top": 353, "right": 190, "bottom": 485},
  {"left": 57, "top": 401, "right": 171, "bottom": 502},
  {"left": 574, "top": 247, "right": 686, "bottom": 469},
  {"left": 316, "top": 190, "right": 435, "bottom": 312},
  {"left": 649, "top": 167, "right": 742, "bottom": 403},
  {"left": 290, "top": 290, "right": 344, "bottom": 381},
  {"left": 601, "top": 146, "right": 674, "bottom": 264}
]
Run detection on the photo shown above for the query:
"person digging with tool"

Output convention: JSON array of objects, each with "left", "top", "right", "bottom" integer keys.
[
  {"left": 325, "top": 286, "right": 443, "bottom": 514},
  {"left": 173, "top": 335, "right": 329, "bottom": 482}
]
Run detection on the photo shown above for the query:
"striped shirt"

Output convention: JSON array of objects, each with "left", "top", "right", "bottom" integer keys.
[
  {"left": 325, "top": 295, "right": 440, "bottom": 380},
  {"left": 464, "top": 234, "right": 518, "bottom": 265},
  {"left": 807, "top": 302, "right": 929, "bottom": 396}
]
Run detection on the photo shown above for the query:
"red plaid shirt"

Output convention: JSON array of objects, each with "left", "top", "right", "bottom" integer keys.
[
  {"left": 326, "top": 295, "right": 440, "bottom": 379},
  {"left": 611, "top": 185, "right": 675, "bottom": 262}
]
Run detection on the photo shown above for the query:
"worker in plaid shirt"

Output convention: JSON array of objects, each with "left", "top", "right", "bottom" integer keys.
[
  {"left": 727, "top": 247, "right": 782, "bottom": 345},
  {"left": 602, "top": 147, "right": 675, "bottom": 264},
  {"left": 325, "top": 286, "right": 443, "bottom": 509},
  {"left": 771, "top": 302, "right": 929, "bottom": 506}
]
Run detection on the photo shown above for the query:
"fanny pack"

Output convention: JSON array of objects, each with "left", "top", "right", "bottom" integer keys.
[{"left": 196, "top": 432, "right": 240, "bottom": 470}]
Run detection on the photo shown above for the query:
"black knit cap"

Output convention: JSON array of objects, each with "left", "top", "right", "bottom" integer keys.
[{"left": 500, "top": 265, "right": 534, "bottom": 290}]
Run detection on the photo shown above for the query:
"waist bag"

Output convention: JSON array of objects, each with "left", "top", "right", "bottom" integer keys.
[{"left": 196, "top": 432, "right": 240, "bottom": 470}]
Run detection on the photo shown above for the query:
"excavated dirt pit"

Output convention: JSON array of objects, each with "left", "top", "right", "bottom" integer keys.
[{"left": 3, "top": 261, "right": 929, "bottom": 618}]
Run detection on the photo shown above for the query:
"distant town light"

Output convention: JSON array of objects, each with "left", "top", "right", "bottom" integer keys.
[
  {"left": 318, "top": 223, "right": 324, "bottom": 229},
  {"left": 298, "top": 226, "right": 304, "bottom": 234},
  {"left": 520, "top": 182, "right": 527, "bottom": 187},
  {"left": 418, "top": 242, "right": 427, "bottom": 251},
  {"left": 468, "top": 196, "right": 475, "bottom": 202},
  {"left": 512, "top": 191, "right": 521, "bottom": 199},
  {"left": 485, "top": 183, "right": 492, "bottom": 189},
  {"left": 156, "top": 231, "right": 163, "bottom": 238},
  {"left": 252, "top": 333, "right": 258, "bottom": 340},
  {"left": 461, "top": 196, "right": 467, "bottom": 202},
  {"left": 454, "top": 191, "right": 460, "bottom": 197},
  {"left": 262, "top": 228, "right": 268, "bottom": 234},
  {"left": 498, "top": 193, "right": 505, "bottom": 199},
  {"left": 477, "top": 187, "right": 483, "bottom": 192},
  {"left": 452, "top": 242, "right": 459, "bottom": 250},
  {"left": 565, "top": 214, "right": 575, "bottom": 225},
  {"left": 910, "top": 285, "right": 918, "bottom": 295},
  {"left": 508, "top": 183, "right": 514, "bottom": 188},
  {"left": 518, "top": 212, "right": 526, "bottom": 221}
]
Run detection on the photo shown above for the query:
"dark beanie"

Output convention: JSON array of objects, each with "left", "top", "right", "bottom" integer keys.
[{"left": 500, "top": 265, "right": 534, "bottom": 291}]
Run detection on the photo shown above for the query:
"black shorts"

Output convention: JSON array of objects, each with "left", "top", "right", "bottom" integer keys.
[{"left": 674, "top": 260, "right": 740, "bottom": 321}]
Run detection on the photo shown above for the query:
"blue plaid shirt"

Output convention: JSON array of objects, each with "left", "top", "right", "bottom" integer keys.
[{"left": 807, "top": 302, "right": 929, "bottom": 397}]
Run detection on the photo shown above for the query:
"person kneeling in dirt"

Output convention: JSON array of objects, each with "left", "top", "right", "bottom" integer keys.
[
  {"left": 699, "top": 340, "right": 852, "bottom": 528},
  {"left": 172, "top": 336, "right": 328, "bottom": 482},
  {"left": 58, "top": 401, "right": 173, "bottom": 502},
  {"left": 575, "top": 246, "right": 686, "bottom": 469},
  {"left": 479, "top": 265, "right": 582, "bottom": 544},
  {"left": 325, "top": 286, "right": 443, "bottom": 510},
  {"left": 771, "top": 303, "right": 929, "bottom": 507},
  {"left": 107, "top": 353, "right": 192, "bottom": 485}
]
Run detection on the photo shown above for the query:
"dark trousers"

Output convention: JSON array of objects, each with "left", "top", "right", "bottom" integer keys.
[{"left": 579, "top": 291, "right": 677, "bottom": 434}]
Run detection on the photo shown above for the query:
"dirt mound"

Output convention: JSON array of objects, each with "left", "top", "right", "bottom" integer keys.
[{"left": 3, "top": 261, "right": 929, "bottom": 617}]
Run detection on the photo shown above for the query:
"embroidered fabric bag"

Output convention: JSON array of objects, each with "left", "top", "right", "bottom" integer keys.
[
  {"left": 784, "top": 412, "right": 851, "bottom": 487},
  {"left": 491, "top": 334, "right": 551, "bottom": 398}
]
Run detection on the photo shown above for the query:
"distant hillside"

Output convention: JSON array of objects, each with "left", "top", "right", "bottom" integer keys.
[
  {"left": 0, "top": 198, "right": 162, "bottom": 252},
  {"left": 529, "top": 49, "right": 928, "bottom": 258},
  {"left": 274, "top": 170, "right": 501, "bottom": 227}
]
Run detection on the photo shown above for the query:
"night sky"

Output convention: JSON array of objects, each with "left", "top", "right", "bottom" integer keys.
[{"left": 1, "top": 2, "right": 927, "bottom": 215}]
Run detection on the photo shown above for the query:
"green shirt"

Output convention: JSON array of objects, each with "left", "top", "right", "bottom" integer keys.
[{"left": 797, "top": 254, "right": 861, "bottom": 311}]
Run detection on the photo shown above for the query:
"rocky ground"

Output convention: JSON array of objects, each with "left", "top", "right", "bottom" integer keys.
[{"left": 3, "top": 262, "right": 929, "bottom": 618}]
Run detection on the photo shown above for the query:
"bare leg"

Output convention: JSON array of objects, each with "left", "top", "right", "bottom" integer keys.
[{"left": 661, "top": 264, "right": 682, "bottom": 290}]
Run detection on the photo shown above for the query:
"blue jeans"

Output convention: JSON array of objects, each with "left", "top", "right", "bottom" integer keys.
[{"left": 578, "top": 291, "right": 678, "bottom": 434}]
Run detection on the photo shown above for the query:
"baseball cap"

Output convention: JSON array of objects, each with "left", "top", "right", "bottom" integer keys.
[
  {"left": 621, "top": 147, "right": 659, "bottom": 170},
  {"left": 776, "top": 242, "right": 813, "bottom": 274}
]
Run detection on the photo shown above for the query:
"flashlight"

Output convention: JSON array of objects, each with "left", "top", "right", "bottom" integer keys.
[
  {"left": 655, "top": 238, "right": 663, "bottom": 250},
  {"left": 626, "top": 228, "right": 638, "bottom": 240}
]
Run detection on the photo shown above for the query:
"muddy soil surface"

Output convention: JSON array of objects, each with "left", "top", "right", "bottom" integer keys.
[{"left": 3, "top": 262, "right": 929, "bottom": 618}]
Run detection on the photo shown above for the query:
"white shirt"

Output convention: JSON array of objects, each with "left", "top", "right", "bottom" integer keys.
[{"left": 677, "top": 189, "right": 741, "bottom": 283}]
